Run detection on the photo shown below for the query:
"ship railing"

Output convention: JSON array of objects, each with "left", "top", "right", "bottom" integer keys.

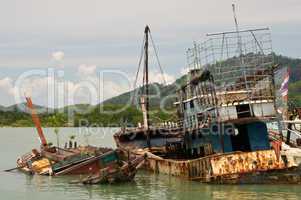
[
  {"left": 268, "top": 128, "right": 301, "bottom": 147},
  {"left": 21, "top": 152, "right": 34, "bottom": 162},
  {"left": 155, "top": 121, "right": 184, "bottom": 129},
  {"left": 287, "top": 127, "right": 301, "bottom": 138}
]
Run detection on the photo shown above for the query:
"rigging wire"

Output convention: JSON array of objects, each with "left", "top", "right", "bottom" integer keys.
[
  {"left": 149, "top": 31, "right": 167, "bottom": 85},
  {"left": 132, "top": 27, "right": 168, "bottom": 107},
  {"left": 126, "top": 27, "right": 177, "bottom": 128},
  {"left": 132, "top": 34, "right": 146, "bottom": 105}
]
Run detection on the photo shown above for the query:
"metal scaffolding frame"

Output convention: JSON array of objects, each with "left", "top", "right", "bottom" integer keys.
[{"left": 186, "top": 28, "right": 274, "bottom": 105}]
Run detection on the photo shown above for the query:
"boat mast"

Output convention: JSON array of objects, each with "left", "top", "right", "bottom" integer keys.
[{"left": 144, "top": 25, "right": 151, "bottom": 148}]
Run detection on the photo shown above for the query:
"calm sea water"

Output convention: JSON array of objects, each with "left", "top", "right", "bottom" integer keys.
[{"left": 0, "top": 128, "right": 301, "bottom": 200}]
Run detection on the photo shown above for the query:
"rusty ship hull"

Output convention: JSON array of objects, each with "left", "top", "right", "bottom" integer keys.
[{"left": 132, "top": 147, "right": 301, "bottom": 184}]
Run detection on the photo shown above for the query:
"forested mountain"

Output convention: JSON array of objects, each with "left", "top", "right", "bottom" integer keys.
[
  {"left": 102, "top": 74, "right": 187, "bottom": 108},
  {"left": 0, "top": 54, "right": 300, "bottom": 127}
]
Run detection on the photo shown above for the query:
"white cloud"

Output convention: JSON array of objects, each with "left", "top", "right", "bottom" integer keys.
[
  {"left": 0, "top": 77, "right": 15, "bottom": 106},
  {"left": 0, "top": 69, "right": 177, "bottom": 107},
  {"left": 134, "top": 69, "right": 176, "bottom": 86},
  {"left": 0, "top": 77, "right": 13, "bottom": 89},
  {"left": 0, "top": 77, "right": 16, "bottom": 96},
  {"left": 156, "top": 73, "right": 175, "bottom": 85},
  {"left": 0, "top": 67, "right": 133, "bottom": 107},
  {"left": 77, "top": 64, "right": 96, "bottom": 76},
  {"left": 0, "top": 0, "right": 301, "bottom": 106},
  {"left": 180, "top": 68, "right": 189, "bottom": 75},
  {"left": 52, "top": 51, "right": 65, "bottom": 61},
  {"left": 0, "top": 0, "right": 300, "bottom": 71},
  {"left": 146, "top": 71, "right": 176, "bottom": 85}
]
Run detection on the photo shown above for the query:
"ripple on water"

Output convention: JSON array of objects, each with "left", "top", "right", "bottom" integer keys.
[
  {"left": 3, "top": 171, "right": 300, "bottom": 200},
  {"left": 1, "top": 128, "right": 301, "bottom": 200}
]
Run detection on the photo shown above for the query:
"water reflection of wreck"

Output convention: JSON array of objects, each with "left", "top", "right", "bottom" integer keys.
[{"left": 115, "top": 22, "right": 301, "bottom": 183}]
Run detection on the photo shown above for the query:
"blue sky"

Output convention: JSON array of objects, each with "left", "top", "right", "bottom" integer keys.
[{"left": 0, "top": 0, "right": 300, "bottom": 107}]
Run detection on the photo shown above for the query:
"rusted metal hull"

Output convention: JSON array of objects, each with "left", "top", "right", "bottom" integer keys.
[
  {"left": 143, "top": 149, "right": 301, "bottom": 184},
  {"left": 207, "top": 168, "right": 301, "bottom": 184}
]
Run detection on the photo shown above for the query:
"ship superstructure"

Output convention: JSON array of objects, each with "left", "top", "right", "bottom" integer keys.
[
  {"left": 175, "top": 27, "right": 278, "bottom": 157},
  {"left": 114, "top": 6, "right": 301, "bottom": 184}
]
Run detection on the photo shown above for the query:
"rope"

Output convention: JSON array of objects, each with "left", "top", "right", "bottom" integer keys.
[
  {"left": 149, "top": 31, "right": 167, "bottom": 85},
  {"left": 132, "top": 35, "right": 146, "bottom": 105}
]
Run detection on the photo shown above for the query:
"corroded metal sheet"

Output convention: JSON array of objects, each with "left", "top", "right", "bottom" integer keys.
[
  {"left": 145, "top": 149, "right": 288, "bottom": 183},
  {"left": 147, "top": 158, "right": 190, "bottom": 177},
  {"left": 210, "top": 150, "right": 285, "bottom": 176},
  {"left": 146, "top": 154, "right": 212, "bottom": 179}
]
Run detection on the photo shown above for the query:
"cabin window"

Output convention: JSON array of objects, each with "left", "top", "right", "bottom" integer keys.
[
  {"left": 236, "top": 104, "right": 251, "bottom": 118},
  {"left": 190, "top": 100, "right": 194, "bottom": 108}
]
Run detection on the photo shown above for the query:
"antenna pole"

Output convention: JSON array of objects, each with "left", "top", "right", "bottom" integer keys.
[
  {"left": 232, "top": 4, "right": 254, "bottom": 116},
  {"left": 232, "top": 4, "right": 243, "bottom": 56},
  {"left": 232, "top": 4, "right": 239, "bottom": 34}
]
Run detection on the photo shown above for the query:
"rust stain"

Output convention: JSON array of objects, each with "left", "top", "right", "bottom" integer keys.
[
  {"left": 145, "top": 149, "right": 287, "bottom": 182},
  {"left": 210, "top": 150, "right": 285, "bottom": 176}
]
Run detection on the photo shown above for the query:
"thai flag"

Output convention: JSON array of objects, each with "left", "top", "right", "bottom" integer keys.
[{"left": 279, "top": 69, "right": 290, "bottom": 98}]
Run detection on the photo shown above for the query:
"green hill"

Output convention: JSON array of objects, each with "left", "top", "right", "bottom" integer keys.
[
  {"left": 102, "top": 74, "right": 187, "bottom": 108},
  {"left": 0, "top": 54, "right": 300, "bottom": 127}
]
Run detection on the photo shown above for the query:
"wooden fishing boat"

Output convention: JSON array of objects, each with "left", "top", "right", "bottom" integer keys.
[
  {"left": 14, "top": 97, "right": 116, "bottom": 176},
  {"left": 13, "top": 97, "right": 144, "bottom": 184},
  {"left": 16, "top": 145, "right": 113, "bottom": 176}
]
